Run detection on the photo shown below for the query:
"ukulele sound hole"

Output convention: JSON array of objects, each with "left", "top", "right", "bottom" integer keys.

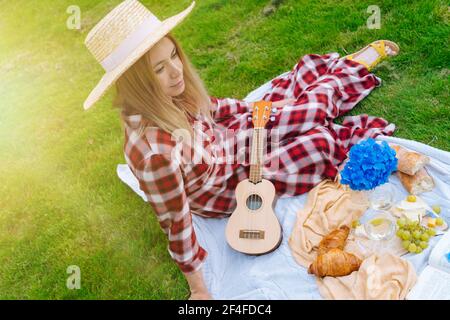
[{"left": 246, "top": 194, "right": 262, "bottom": 211}]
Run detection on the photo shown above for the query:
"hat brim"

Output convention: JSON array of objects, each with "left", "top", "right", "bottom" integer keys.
[{"left": 83, "top": 1, "right": 196, "bottom": 110}]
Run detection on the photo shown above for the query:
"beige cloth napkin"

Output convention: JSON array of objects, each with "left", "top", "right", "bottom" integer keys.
[
  {"left": 288, "top": 177, "right": 417, "bottom": 299},
  {"left": 288, "top": 177, "right": 368, "bottom": 267},
  {"left": 317, "top": 253, "right": 417, "bottom": 300}
]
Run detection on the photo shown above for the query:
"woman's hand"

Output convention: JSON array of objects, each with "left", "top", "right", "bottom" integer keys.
[
  {"left": 188, "top": 289, "right": 213, "bottom": 300},
  {"left": 250, "top": 98, "right": 296, "bottom": 109},
  {"left": 271, "top": 98, "right": 296, "bottom": 108},
  {"left": 183, "top": 268, "right": 212, "bottom": 300}
]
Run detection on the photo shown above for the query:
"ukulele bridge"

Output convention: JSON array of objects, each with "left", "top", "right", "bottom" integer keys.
[{"left": 239, "top": 229, "right": 265, "bottom": 239}]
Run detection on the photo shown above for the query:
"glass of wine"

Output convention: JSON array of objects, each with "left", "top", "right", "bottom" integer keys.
[
  {"left": 367, "top": 183, "right": 395, "bottom": 211},
  {"left": 363, "top": 209, "right": 397, "bottom": 241}
]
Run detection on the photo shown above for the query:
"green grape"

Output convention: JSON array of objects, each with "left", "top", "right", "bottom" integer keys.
[
  {"left": 416, "top": 247, "right": 423, "bottom": 254},
  {"left": 406, "top": 219, "right": 415, "bottom": 227},
  {"left": 397, "top": 218, "right": 406, "bottom": 228},
  {"left": 432, "top": 205, "right": 441, "bottom": 214},
  {"left": 420, "top": 233, "right": 429, "bottom": 241},
  {"left": 402, "top": 240, "right": 411, "bottom": 250},
  {"left": 396, "top": 229, "right": 403, "bottom": 238},
  {"left": 436, "top": 218, "right": 444, "bottom": 226},
  {"left": 427, "top": 228, "right": 436, "bottom": 236},
  {"left": 419, "top": 241, "right": 428, "bottom": 249},
  {"left": 402, "top": 230, "right": 411, "bottom": 240},
  {"left": 413, "top": 230, "right": 422, "bottom": 240},
  {"left": 408, "top": 243, "right": 417, "bottom": 253}
]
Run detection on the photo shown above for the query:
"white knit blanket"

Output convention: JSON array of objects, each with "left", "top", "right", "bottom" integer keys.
[{"left": 117, "top": 72, "right": 450, "bottom": 299}]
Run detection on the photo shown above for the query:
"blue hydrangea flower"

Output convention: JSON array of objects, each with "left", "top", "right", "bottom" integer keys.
[{"left": 340, "top": 138, "right": 398, "bottom": 191}]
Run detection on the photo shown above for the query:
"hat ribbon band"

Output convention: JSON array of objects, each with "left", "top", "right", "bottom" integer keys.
[{"left": 100, "top": 15, "right": 163, "bottom": 72}]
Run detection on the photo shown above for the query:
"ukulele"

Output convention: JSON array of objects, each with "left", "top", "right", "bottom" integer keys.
[{"left": 225, "top": 101, "right": 282, "bottom": 255}]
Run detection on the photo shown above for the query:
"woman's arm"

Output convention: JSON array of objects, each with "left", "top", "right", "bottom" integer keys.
[
  {"left": 134, "top": 149, "right": 212, "bottom": 299},
  {"left": 210, "top": 96, "right": 296, "bottom": 120},
  {"left": 209, "top": 96, "right": 251, "bottom": 120}
]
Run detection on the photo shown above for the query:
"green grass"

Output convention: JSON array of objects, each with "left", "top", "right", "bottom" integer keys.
[{"left": 0, "top": 0, "right": 448, "bottom": 299}]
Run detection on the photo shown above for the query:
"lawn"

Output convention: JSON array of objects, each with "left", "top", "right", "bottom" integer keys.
[{"left": 0, "top": 0, "right": 448, "bottom": 299}]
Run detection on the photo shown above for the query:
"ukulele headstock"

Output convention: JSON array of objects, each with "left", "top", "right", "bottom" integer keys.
[{"left": 250, "top": 101, "right": 273, "bottom": 129}]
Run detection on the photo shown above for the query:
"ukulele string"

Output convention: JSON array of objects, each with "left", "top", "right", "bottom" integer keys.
[
  {"left": 251, "top": 127, "right": 256, "bottom": 233},
  {"left": 250, "top": 113, "right": 254, "bottom": 233}
]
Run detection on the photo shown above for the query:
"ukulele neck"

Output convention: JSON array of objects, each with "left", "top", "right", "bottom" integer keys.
[
  {"left": 248, "top": 100, "right": 273, "bottom": 184},
  {"left": 249, "top": 127, "right": 266, "bottom": 184}
]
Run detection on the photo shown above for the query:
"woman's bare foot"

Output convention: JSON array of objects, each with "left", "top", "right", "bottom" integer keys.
[
  {"left": 344, "top": 40, "right": 400, "bottom": 71},
  {"left": 351, "top": 45, "right": 395, "bottom": 67}
]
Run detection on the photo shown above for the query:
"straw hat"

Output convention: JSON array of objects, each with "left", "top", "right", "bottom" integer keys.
[{"left": 83, "top": 0, "right": 196, "bottom": 110}]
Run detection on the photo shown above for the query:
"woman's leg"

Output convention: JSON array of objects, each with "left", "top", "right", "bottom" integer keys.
[
  {"left": 265, "top": 117, "right": 395, "bottom": 197},
  {"left": 264, "top": 40, "right": 398, "bottom": 104},
  {"left": 264, "top": 52, "right": 381, "bottom": 139},
  {"left": 296, "top": 55, "right": 382, "bottom": 118},
  {"left": 265, "top": 126, "right": 345, "bottom": 196},
  {"left": 263, "top": 53, "right": 341, "bottom": 102}
]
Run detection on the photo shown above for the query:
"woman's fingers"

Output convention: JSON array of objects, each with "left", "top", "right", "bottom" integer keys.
[
  {"left": 272, "top": 98, "right": 296, "bottom": 108},
  {"left": 250, "top": 98, "right": 296, "bottom": 109}
]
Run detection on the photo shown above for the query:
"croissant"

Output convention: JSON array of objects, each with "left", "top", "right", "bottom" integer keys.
[
  {"left": 317, "top": 225, "right": 350, "bottom": 255},
  {"left": 308, "top": 248, "right": 362, "bottom": 277}
]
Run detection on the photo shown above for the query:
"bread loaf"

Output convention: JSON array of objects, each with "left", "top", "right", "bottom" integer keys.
[
  {"left": 390, "top": 144, "right": 430, "bottom": 175},
  {"left": 397, "top": 167, "right": 435, "bottom": 194}
]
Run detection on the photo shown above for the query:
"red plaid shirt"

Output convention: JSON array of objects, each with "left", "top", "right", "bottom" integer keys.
[{"left": 123, "top": 52, "right": 396, "bottom": 273}]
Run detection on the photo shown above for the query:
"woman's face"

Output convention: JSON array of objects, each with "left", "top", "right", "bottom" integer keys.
[{"left": 149, "top": 37, "right": 185, "bottom": 97}]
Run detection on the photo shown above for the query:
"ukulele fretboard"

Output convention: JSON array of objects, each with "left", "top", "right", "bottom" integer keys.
[{"left": 249, "top": 128, "right": 266, "bottom": 184}]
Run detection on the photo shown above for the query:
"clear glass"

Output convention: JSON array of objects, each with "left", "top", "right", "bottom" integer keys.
[
  {"left": 368, "top": 183, "right": 395, "bottom": 210},
  {"left": 363, "top": 210, "right": 397, "bottom": 241}
]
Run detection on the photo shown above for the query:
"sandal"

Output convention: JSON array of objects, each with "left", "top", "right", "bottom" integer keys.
[{"left": 344, "top": 40, "right": 400, "bottom": 71}]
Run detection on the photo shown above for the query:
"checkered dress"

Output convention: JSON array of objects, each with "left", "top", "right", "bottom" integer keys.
[{"left": 123, "top": 52, "right": 396, "bottom": 273}]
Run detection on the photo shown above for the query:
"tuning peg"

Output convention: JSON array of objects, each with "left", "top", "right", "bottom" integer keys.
[
  {"left": 272, "top": 107, "right": 277, "bottom": 113},
  {"left": 270, "top": 116, "right": 276, "bottom": 122},
  {"left": 247, "top": 116, "right": 252, "bottom": 122}
]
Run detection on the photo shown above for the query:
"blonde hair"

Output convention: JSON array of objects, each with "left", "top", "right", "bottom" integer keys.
[{"left": 113, "top": 33, "right": 216, "bottom": 138}]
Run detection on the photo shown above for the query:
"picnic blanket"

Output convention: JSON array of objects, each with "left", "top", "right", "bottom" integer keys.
[{"left": 116, "top": 71, "right": 450, "bottom": 299}]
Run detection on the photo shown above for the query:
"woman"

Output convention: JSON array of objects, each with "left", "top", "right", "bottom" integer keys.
[{"left": 83, "top": 1, "right": 399, "bottom": 300}]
